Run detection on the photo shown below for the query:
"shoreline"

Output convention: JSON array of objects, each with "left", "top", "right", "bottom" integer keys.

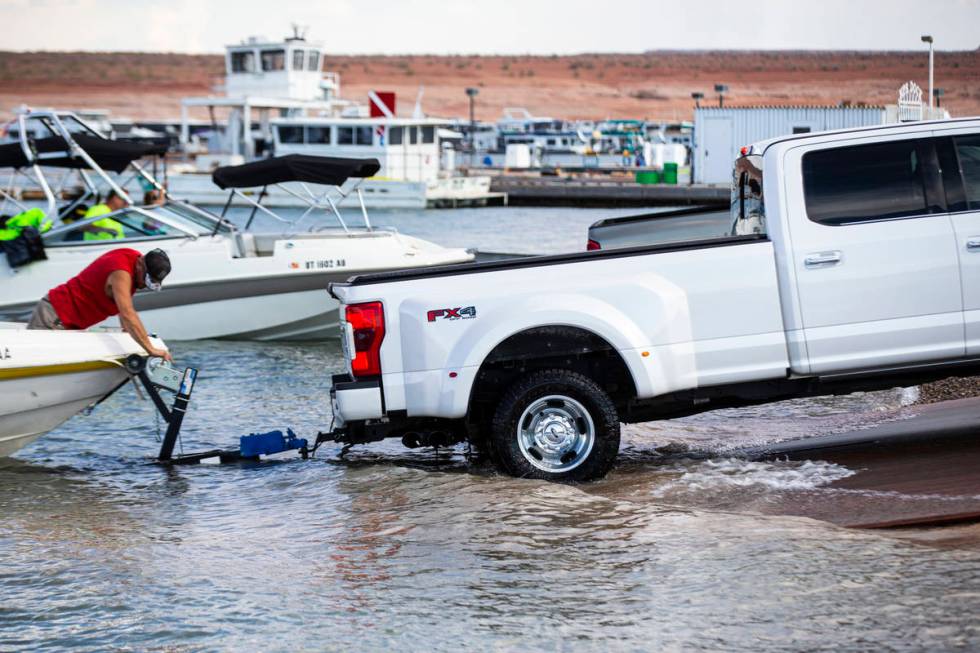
[{"left": 2, "top": 49, "right": 979, "bottom": 120}]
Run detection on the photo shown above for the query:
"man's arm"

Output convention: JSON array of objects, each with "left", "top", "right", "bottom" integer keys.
[{"left": 107, "top": 270, "right": 172, "bottom": 362}]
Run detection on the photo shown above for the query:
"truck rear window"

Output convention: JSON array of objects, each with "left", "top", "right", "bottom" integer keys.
[
  {"left": 730, "top": 154, "right": 765, "bottom": 235},
  {"left": 802, "top": 140, "right": 930, "bottom": 225}
]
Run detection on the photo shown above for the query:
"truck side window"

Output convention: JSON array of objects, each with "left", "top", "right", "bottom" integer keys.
[
  {"left": 953, "top": 135, "right": 980, "bottom": 210},
  {"left": 802, "top": 140, "right": 931, "bottom": 225}
]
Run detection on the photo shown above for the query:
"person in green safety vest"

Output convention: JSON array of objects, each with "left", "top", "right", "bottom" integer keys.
[
  {"left": 0, "top": 207, "right": 53, "bottom": 241},
  {"left": 82, "top": 190, "right": 128, "bottom": 241}
]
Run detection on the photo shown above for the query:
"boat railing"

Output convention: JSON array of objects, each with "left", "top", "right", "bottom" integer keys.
[
  {"left": 218, "top": 175, "right": 375, "bottom": 238},
  {"left": 4, "top": 109, "right": 172, "bottom": 226}
]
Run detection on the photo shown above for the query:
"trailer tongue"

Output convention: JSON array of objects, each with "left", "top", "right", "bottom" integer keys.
[{"left": 125, "top": 355, "right": 311, "bottom": 464}]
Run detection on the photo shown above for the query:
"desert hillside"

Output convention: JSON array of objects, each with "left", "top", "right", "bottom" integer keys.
[{"left": 0, "top": 49, "right": 977, "bottom": 122}]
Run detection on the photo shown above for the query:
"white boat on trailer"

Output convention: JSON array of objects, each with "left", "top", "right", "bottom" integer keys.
[
  {"left": 0, "top": 109, "right": 474, "bottom": 340},
  {"left": 0, "top": 322, "right": 164, "bottom": 457}
]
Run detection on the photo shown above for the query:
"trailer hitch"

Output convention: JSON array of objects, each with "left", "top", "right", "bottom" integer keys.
[{"left": 125, "top": 354, "right": 309, "bottom": 465}]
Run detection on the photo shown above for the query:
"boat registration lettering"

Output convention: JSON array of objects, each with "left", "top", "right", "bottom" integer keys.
[
  {"left": 0, "top": 346, "right": 9, "bottom": 360},
  {"left": 303, "top": 259, "right": 347, "bottom": 270}
]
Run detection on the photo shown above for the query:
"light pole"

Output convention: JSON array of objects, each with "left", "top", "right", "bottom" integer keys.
[
  {"left": 714, "top": 84, "right": 728, "bottom": 108},
  {"left": 690, "top": 92, "right": 704, "bottom": 187},
  {"left": 921, "top": 35, "right": 934, "bottom": 109},
  {"left": 465, "top": 87, "right": 479, "bottom": 165}
]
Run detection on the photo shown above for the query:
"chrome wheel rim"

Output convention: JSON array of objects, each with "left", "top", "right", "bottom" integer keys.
[{"left": 516, "top": 395, "right": 595, "bottom": 473}]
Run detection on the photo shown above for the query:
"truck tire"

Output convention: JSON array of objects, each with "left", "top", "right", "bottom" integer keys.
[{"left": 490, "top": 369, "right": 620, "bottom": 482}]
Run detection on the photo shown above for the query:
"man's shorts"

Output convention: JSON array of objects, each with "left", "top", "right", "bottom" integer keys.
[{"left": 27, "top": 295, "right": 64, "bottom": 330}]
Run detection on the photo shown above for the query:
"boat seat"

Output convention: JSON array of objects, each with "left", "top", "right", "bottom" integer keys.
[{"left": 252, "top": 234, "right": 281, "bottom": 255}]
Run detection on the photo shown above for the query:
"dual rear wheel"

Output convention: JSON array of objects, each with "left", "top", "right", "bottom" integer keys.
[{"left": 488, "top": 369, "right": 620, "bottom": 482}]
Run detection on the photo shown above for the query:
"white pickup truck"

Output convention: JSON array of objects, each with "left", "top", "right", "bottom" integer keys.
[{"left": 327, "top": 118, "right": 980, "bottom": 481}]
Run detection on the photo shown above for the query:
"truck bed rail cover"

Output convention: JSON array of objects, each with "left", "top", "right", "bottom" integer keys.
[{"left": 337, "top": 234, "right": 768, "bottom": 287}]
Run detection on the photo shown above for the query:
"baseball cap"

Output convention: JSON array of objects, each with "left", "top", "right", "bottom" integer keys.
[{"left": 144, "top": 248, "right": 171, "bottom": 284}]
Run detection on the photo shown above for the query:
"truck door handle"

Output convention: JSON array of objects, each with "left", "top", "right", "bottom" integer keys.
[
  {"left": 804, "top": 251, "right": 842, "bottom": 268},
  {"left": 967, "top": 238, "right": 980, "bottom": 251}
]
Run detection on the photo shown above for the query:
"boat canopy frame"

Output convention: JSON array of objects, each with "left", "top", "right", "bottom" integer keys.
[
  {"left": 0, "top": 109, "right": 169, "bottom": 221},
  {"left": 211, "top": 154, "right": 382, "bottom": 235},
  {"left": 1, "top": 109, "right": 387, "bottom": 244}
]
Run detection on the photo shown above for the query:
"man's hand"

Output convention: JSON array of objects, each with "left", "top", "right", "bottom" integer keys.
[{"left": 149, "top": 347, "right": 173, "bottom": 363}]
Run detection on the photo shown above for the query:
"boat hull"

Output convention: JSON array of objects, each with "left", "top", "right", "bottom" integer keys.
[
  {"left": 0, "top": 365, "right": 130, "bottom": 457},
  {"left": 131, "top": 288, "right": 339, "bottom": 341},
  {"left": 1, "top": 230, "right": 473, "bottom": 341}
]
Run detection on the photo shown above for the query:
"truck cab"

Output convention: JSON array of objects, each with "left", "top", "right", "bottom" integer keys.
[{"left": 752, "top": 119, "right": 980, "bottom": 374}]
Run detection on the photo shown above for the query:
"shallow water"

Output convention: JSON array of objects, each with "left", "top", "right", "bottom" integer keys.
[
  {"left": 3, "top": 339, "right": 978, "bottom": 651},
  {"left": 3, "top": 208, "right": 979, "bottom": 650}
]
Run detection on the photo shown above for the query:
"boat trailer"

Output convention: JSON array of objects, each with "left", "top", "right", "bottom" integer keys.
[{"left": 125, "top": 355, "right": 312, "bottom": 465}]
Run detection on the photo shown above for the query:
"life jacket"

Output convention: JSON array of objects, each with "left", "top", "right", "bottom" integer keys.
[
  {"left": 83, "top": 203, "right": 125, "bottom": 241},
  {"left": 0, "top": 208, "right": 52, "bottom": 241}
]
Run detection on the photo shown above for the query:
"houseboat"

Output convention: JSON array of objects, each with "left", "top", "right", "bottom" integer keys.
[{"left": 164, "top": 30, "right": 500, "bottom": 209}]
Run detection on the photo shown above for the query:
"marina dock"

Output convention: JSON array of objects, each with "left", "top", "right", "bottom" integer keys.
[{"left": 489, "top": 175, "right": 729, "bottom": 207}]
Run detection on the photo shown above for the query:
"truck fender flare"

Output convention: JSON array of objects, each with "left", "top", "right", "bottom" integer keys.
[{"left": 447, "top": 291, "right": 691, "bottom": 406}]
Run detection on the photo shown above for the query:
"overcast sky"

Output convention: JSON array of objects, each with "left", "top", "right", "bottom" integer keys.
[{"left": 3, "top": 0, "right": 979, "bottom": 54}]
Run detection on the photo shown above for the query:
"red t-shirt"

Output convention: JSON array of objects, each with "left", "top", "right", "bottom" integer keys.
[{"left": 48, "top": 248, "right": 141, "bottom": 329}]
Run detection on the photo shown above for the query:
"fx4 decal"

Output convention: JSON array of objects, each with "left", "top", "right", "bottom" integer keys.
[{"left": 427, "top": 306, "right": 477, "bottom": 322}]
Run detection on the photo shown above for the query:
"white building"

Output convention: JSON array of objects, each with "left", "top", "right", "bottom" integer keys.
[
  {"left": 693, "top": 83, "right": 951, "bottom": 185},
  {"left": 693, "top": 106, "right": 888, "bottom": 184}
]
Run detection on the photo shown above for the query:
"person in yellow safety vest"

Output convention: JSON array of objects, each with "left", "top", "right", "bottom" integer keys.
[
  {"left": 0, "top": 207, "right": 53, "bottom": 241},
  {"left": 82, "top": 190, "right": 128, "bottom": 241}
]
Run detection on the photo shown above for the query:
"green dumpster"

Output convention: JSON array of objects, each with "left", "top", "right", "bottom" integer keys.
[{"left": 635, "top": 170, "right": 660, "bottom": 184}]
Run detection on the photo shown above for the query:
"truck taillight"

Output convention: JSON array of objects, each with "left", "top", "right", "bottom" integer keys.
[
  {"left": 346, "top": 302, "right": 385, "bottom": 378},
  {"left": 587, "top": 239, "right": 601, "bottom": 251}
]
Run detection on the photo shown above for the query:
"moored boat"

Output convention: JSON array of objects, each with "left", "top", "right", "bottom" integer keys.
[{"left": 0, "top": 109, "right": 474, "bottom": 340}]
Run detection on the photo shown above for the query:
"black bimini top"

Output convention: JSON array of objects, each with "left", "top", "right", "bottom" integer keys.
[
  {"left": 0, "top": 135, "right": 167, "bottom": 173},
  {"left": 212, "top": 155, "right": 381, "bottom": 189}
]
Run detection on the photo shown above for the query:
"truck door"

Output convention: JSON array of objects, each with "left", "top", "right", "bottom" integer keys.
[
  {"left": 936, "top": 130, "right": 980, "bottom": 356},
  {"left": 785, "top": 135, "right": 963, "bottom": 374}
]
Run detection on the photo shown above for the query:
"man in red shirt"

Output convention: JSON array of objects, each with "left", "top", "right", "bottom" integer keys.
[{"left": 27, "top": 247, "right": 173, "bottom": 362}]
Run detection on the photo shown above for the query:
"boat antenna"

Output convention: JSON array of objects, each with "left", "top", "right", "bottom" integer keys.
[{"left": 288, "top": 24, "right": 308, "bottom": 41}]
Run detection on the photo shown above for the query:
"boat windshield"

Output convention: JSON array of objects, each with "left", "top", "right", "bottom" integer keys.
[
  {"left": 154, "top": 201, "right": 229, "bottom": 234},
  {"left": 45, "top": 203, "right": 228, "bottom": 245}
]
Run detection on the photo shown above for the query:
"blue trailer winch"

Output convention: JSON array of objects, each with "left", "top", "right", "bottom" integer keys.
[{"left": 125, "top": 355, "right": 310, "bottom": 465}]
